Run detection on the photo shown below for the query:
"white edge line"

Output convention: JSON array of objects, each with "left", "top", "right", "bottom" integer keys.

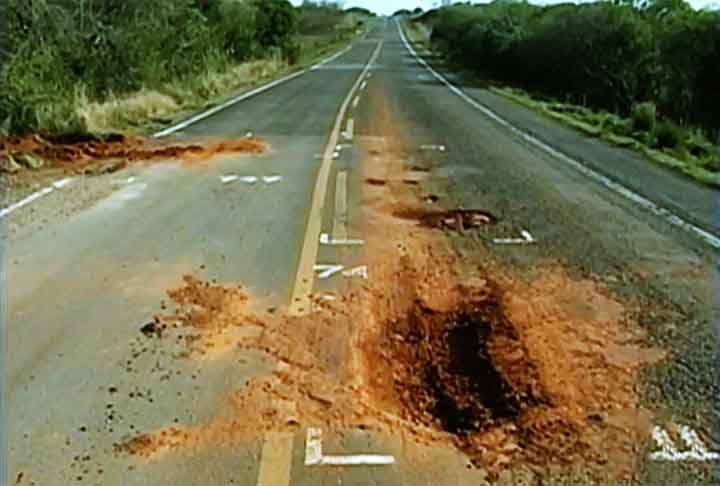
[
  {"left": 0, "top": 187, "right": 54, "bottom": 219},
  {"left": 0, "top": 46, "right": 356, "bottom": 218},
  {"left": 396, "top": 20, "right": 720, "bottom": 251},
  {"left": 154, "top": 45, "right": 354, "bottom": 138},
  {"left": 52, "top": 177, "right": 73, "bottom": 189}
]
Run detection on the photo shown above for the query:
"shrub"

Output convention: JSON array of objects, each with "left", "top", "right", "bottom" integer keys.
[
  {"left": 632, "top": 102, "right": 657, "bottom": 132},
  {"left": 653, "top": 119, "right": 685, "bottom": 149}
]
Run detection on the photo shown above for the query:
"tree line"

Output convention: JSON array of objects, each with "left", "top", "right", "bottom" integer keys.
[
  {"left": 0, "top": 0, "right": 364, "bottom": 135},
  {"left": 427, "top": 1, "right": 719, "bottom": 138}
]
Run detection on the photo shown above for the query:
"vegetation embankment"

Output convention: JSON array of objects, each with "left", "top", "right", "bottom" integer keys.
[
  {"left": 409, "top": 2, "right": 720, "bottom": 186},
  {"left": 0, "top": 0, "right": 373, "bottom": 137}
]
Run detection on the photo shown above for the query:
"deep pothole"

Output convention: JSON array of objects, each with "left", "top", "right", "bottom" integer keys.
[
  {"left": 425, "top": 312, "right": 521, "bottom": 435},
  {"left": 370, "top": 288, "right": 545, "bottom": 470}
]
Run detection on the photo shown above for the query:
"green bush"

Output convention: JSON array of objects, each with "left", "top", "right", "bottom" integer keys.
[
  {"left": 631, "top": 102, "right": 657, "bottom": 132},
  {"left": 430, "top": 1, "right": 720, "bottom": 136},
  {"left": 0, "top": 0, "right": 314, "bottom": 135},
  {"left": 653, "top": 119, "right": 685, "bottom": 149}
]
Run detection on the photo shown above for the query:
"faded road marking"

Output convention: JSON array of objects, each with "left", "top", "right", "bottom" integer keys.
[
  {"left": 332, "top": 171, "right": 349, "bottom": 241},
  {"left": 0, "top": 177, "right": 73, "bottom": 219},
  {"left": 343, "top": 118, "right": 355, "bottom": 141},
  {"left": 649, "top": 425, "right": 720, "bottom": 461},
  {"left": 494, "top": 229, "right": 535, "bottom": 245},
  {"left": 262, "top": 175, "right": 283, "bottom": 184},
  {"left": 320, "top": 233, "right": 365, "bottom": 246},
  {"left": 397, "top": 19, "right": 720, "bottom": 251},
  {"left": 256, "top": 432, "right": 294, "bottom": 486},
  {"left": 420, "top": 144, "right": 446, "bottom": 152},
  {"left": 314, "top": 264, "right": 368, "bottom": 279},
  {"left": 289, "top": 39, "right": 384, "bottom": 315},
  {"left": 314, "top": 264, "right": 344, "bottom": 279},
  {"left": 353, "top": 96, "right": 360, "bottom": 109},
  {"left": 305, "top": 428, "right": 395, "bottom": 466}
]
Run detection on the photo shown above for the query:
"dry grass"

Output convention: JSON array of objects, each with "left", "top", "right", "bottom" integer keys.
[{"left": 77, "top": 59, "right": 285, "bottom": 134}]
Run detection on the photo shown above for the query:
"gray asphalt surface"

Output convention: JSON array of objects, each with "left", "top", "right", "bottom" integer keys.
[{"left": 4, "top": 18, "right": 718, "bottom": 486}]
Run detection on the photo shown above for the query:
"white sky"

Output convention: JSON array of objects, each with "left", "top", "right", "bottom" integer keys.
[{"left": 291, "top": 0, "right": 717, "bottom": 16}]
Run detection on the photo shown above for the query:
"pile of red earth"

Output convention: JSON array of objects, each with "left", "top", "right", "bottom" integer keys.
[{"left": 0, "top": 134, "right": 264, "bottom": 174}]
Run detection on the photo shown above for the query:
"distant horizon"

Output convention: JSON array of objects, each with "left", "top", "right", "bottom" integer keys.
[{"left": 291, "top": 0, "right": 718, "bottom": 16}]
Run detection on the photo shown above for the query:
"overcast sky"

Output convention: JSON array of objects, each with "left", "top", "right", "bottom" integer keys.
[{"left": 291, "top": 0, "right": 717, "bottom": 16}]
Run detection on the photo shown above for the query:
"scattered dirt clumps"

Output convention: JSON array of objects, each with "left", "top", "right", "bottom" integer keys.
[
  {"left": 118, "top": 256, "right": 663, "bottom": 481},
  {"left": 0, "top": 134, "right": 265, "bottom": 175}
]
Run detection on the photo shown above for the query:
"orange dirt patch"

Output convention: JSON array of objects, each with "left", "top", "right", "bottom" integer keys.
[
  {"left": 120, "top": 252, "right": 663, "bottom": 482},
  {"left": 117, "top": 89, "right": 665, "bottom": 483},
  {"left": 0, "top": 134, "right": 264, "bottom": 174}
]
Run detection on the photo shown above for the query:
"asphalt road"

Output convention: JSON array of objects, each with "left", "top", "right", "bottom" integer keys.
[{"left": 4, "top": 19, "right": 718, "bottom": 486}]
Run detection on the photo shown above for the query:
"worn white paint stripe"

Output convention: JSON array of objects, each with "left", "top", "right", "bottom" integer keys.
[
  {"left": 52, "top": 177, "right": 73, "bottom": 189},
  {"left": 221, "top": 175, "right": 240, "bottom": 183},
  {"left": 320, "top": 233, "right": 365, "bottom": 246},
  {"left": 304, "top": 428, "right": 395, "bottom": 466},
  {"left": 494, "top": 229, "right": 535, "bottom": 245},
  {"left": 314, "top": 264, "right": 344, "bottom": 279},
  {"left": 332, "top": 171, "right": 349, "bottom": 240},
  {"left": 352, "top": 96, "right": 360, "bottom": 109},
  {"left": 649, "top": 425, "right": 720, "bottom": 461},
  {"left": 155, "top": 44, "right": 355, "bottom": 138},
  {"left": 360, "top": 81, "right": 368, "bottom": 91},
  {"left": 420, "top": 144, "right": 446, "bottom": 152},
  {"left": 310, "top": 45, "right": 353, "bottom": 70},
  {"left": 262, "top": 175, "right": 283, "bottom": 184},
  {"left": 0, "top": 187, "right": 54, "bottom": 219},
  {"left": 396, "top": 20, "right": 720, "bottom": 251},
  {"left": 0, "top": 177, "right": 75, "bottom": 219},
  {"left": 344, "top": 118, "right": 355, "bottom": 141}
]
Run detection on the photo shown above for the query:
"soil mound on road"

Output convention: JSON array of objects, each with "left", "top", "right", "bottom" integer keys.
[{"left": 0, "top": 134, "right": 264, "bottom": 174}]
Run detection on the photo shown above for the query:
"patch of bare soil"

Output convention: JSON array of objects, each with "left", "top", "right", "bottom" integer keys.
[
  {"left": 118, "top": 252, "right": 662, "bottom": 482},
  {"left": 0, "top": 134, "right": 265, "bottom": 175}
]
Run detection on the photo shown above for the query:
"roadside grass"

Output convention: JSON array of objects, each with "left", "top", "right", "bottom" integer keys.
[
  {"left": 78, "top": 29, "right": 367, "bottom": 136},
  {"left": 403, "top": 19, "right": 720, "bottom": 188},
  {"left": 493, "top": 87, "right": 720, "bottom": 187},
  {"left": 78, "top": 59, "right": 286, "bottom": 135}
]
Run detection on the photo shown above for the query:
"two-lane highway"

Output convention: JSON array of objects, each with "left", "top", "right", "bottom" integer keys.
[{"left": 5, "top": 17, "right": 717, "bottom": 486}]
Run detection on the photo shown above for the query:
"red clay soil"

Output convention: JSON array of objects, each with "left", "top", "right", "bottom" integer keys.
[
  {"left": 0, "top": 134, "right": 265, "bottom": 174},
  {"left": 116, "top": 98, "right": 665, "bottom": 483}
]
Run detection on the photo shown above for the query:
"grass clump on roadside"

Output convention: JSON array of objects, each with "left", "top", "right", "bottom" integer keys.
[
  {"left": 493, "top": 87, "right": 720, "bottom": 186},
  {"left": 0, "top": 0, "right": 372, "bottom": 137}
]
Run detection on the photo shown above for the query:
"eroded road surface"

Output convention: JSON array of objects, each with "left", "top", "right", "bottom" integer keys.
[{"left": 5, "top": 20, "right": 718, "bottom": 486}]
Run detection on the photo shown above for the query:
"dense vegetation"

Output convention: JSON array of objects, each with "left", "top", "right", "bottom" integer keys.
[
  {"left": 0, "top": 0, "right": 366, "bottom": 136},
  {"left": 427, "top": 1, "right": 719, "bottom": 153}
]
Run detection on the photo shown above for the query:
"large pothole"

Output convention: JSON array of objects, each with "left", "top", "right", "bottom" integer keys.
[{"left": 365, "top": 284, "right": 546, "bottom": 471}]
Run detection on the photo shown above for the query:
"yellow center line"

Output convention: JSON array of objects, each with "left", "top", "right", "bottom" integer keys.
[
  {"left": 288, "top": 40, "right": 383, "bottom": 316},
  {"left": 255, "top": 432, "right": 294, "bottom": 486}
]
